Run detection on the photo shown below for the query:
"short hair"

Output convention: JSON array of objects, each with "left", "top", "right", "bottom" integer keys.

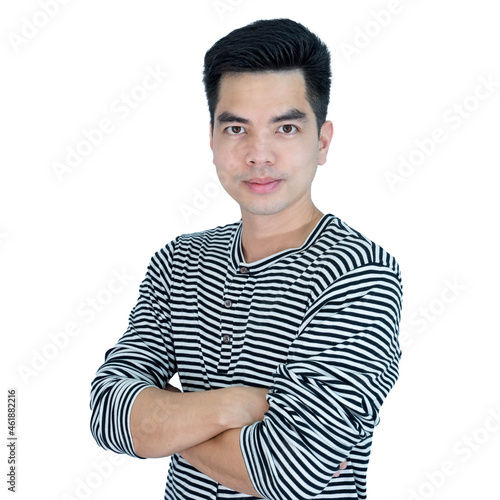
[{"left": 203, "top": 18, "right": 332, "bottom": 133}]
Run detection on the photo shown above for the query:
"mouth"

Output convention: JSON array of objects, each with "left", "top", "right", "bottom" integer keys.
[{"left": 243, "top": 178, "right": 283, "bottom": 194}]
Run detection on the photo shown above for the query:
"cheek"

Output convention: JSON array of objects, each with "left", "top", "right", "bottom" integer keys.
[
  {"left": 214, "top": 144, "right": 242, "bottom": 179},
  {"left": 213, "top": 140, "right": 235, "bottom": 167},
  {"left": 214, "top": 154, "right": 237, "bottom": 191},
  {"left": 283, "top": 142, "right": 318, "bottom": 178}
]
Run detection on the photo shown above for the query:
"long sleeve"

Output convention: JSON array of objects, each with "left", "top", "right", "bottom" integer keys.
[
  {"left": 90, "top": 242, "right": 177, "bottom": 457},
  {"left": 239, "top": 263, "right": 402, "bottom": 499}
]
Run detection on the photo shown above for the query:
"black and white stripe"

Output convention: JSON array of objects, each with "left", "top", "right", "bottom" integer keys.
[{"left": 90, "top": 214, "right": 402, "bottom": 499}]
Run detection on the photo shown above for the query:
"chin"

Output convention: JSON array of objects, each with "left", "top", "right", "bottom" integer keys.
[{"left": 239, "top": 200, "right": 290, "bottom": 216}]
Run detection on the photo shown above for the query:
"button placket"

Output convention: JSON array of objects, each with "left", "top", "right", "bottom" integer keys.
[
  {"left": 218, "top": 287, "right": 236, "bottom": 375},
  {"left": 217, "top": 332, "right": 233, "bottom": 374},
  {"left": 217, "top": 263, "right": 251, "bottom": 375}
]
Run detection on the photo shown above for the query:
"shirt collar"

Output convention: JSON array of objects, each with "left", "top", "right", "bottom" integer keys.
[{"left": 228, "top": 213, "right": 336, "bottom": 274}]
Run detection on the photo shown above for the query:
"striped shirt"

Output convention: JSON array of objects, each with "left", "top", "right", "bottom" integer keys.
[{"left": 90, "top": 213, "right": 402, "bottom": 499}]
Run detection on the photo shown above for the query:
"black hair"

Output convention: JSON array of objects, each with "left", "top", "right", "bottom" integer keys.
[{"left": 203, "top": 18, "right": 332, "bottom": 134}]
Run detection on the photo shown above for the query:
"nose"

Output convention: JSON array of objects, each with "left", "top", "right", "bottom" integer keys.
[{"left": 245, "top": 132, "right": 275, "bottom": 166}]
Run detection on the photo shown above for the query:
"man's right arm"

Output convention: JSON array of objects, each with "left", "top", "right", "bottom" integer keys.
[
  {"left": 130, "top": 385, "right": 269, "bottom": 458},
  {"left": 90, "top": 330, "right": 269, "bottom": 460},
  {"left": 90, "top": 243, "right": 269, "bottom": 459}
]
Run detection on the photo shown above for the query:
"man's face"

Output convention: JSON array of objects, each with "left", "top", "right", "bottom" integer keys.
[{"left": 210, "top": 70, "right": 332, "bottom": 218}]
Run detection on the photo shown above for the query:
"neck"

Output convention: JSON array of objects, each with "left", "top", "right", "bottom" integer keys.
[{"left": 240, "top": 202, "right": 324, "bottom": 263}]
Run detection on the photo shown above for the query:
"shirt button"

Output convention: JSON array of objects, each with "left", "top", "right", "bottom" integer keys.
[
  {"left": 239, "top": 266, "right": 248, "bottom": 274},
  {"left": 222, "top": 334, "right": 232, "bottom": 344},
  {"left": 224, "top": 299, "right": 232, "bottom": 308}
]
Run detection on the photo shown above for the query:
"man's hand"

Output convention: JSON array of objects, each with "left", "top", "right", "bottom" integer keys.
[
  {"left": 130, "top": 385, "right": 269, "bottom": 458},
  {"left": 333, "top": 460, "right": 348, "bottom": 477},
  {"left": 224, "top": 386, "right": 269, "bottom": 428},
  {"left": 181, "top": 435, "right": 349, "bottom": 496},
  {"left": 179, "top": 387, "right": 349, "bottom": 495},
  {"left": 166, "top": 384, "right": 269, "bottom": 427}
]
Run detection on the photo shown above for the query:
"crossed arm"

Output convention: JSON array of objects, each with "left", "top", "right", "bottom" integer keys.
[
  {"left": 130, "top": 383, "right": 347, "bottom": 496},
  {"left": 178, "top": 425, "right": 347, "bottom": 495},
  {"left": 130, "top": 384, "right": 268, "bottom": 495}
]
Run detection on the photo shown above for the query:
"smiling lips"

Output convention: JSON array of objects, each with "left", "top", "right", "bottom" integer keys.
[{"left": 244, "top": 178, "right": 282, "bottom": 194}]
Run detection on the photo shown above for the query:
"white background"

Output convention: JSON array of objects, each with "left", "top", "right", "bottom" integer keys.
[{"left": 1, "top": 1, "right": 499, "bottom": 499}]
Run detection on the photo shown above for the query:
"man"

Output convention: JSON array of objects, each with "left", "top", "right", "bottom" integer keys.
[{"left": 90, "top": 18, "right": 402, "bottom": 499}]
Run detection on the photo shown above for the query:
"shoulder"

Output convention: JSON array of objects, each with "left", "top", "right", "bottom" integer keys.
[
  {"left": 313, "top": 215, "right": 402, "bottom": 282},
  {"left": 140, "top": 220, "right": 239, "bottom": 290},
  {"left": 151, "top": 220, "right": 240, "bottom": 266},
  {"left": 175, "top": 220, "right": 240, "bottom": 248},
  {"left": 302, "top": 215, "right": 403, "bottom": 319}
]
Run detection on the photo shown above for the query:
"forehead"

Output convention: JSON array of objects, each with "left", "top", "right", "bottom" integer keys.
[{"left": 216, "top": 70, "right": 312, "bottom": 115}]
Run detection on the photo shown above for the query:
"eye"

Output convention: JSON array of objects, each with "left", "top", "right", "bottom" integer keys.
[
  {"left": 226, "top": 125, "right": 246, "bottom": 135},
  {"left": 278, "top": 124, "right": 298, "bottom": 134}
]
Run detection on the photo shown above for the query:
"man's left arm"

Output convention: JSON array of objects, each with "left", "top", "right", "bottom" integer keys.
[
  {"left": 180, "top": 428, "right": 261, "bottom": 497},
  {"left": 180, "top": 426, "right": 348, "bottom": 497},
  {"left": 182, "top": 263, "right": 402, "bottom": 498}
]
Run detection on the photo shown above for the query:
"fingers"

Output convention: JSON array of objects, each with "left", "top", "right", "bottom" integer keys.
[{"left": 332, "top": 460, "right": 348, "bottom": 478}]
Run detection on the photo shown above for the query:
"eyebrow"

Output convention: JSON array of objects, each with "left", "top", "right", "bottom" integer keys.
[
  {"left": 216, "top": 111, "right": 250, "bottom": 125},
  {"left": 270, "top": 109, "right": 308, "bottom": 123},
  {"left": 215, "top": 108, "right": 308, "bottom": 126}
]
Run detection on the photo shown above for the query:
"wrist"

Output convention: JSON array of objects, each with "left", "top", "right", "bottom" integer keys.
[
  {"left": 215, "top": 386, "right": 268, "bottom": 430},
  {"left": 214, "top": 387, "right": 242, "bottom": 430}
]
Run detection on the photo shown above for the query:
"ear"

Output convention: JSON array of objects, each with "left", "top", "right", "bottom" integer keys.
[
  {"left": 209, "top": 122, "right": 214, "bottom": 152},
  {"left": 318, "top": 120, "right": 334, "bottom": 166}
]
